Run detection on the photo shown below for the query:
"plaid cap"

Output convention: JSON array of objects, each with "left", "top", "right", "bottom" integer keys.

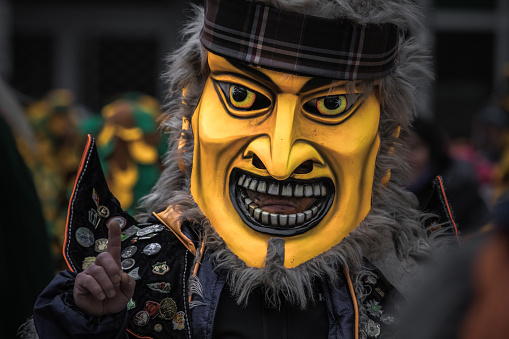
[{"left": 200, "top": 0, "right": 400, "bottom": 80}]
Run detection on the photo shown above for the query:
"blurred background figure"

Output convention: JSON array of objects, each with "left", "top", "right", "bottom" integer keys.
[
  {"left": 0, "top": 75, "right": 55, "bottom": 339},
  {"left": 80, "top": 92, "right": 167, "bottom": 216},
  {"left": 398, "top": 185, "right": 509, "bottom": 339},
  {"left": 21, "top": 89, "right": 88, "bottom": 270},
  {"left": 406, "top": 116, "right": 490, "bottom": 235},
  {"left": 457, "top": 191, "right": 509, "bottom": 339},
  {"left": 489, "top": 64, "right": 509, "bottom": 202}
]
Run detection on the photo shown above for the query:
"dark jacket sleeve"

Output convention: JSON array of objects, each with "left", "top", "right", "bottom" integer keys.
[{"left": 33, "top": 270, "right": 129, "bottom": 339}]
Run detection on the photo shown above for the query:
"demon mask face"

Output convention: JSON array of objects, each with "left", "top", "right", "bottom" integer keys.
[{"left": 188, "top": 0, "right": 399, "bottom": 268}]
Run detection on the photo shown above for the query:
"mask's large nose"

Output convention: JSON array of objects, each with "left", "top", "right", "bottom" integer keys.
[{"left": 244, "top": 94, "right": 324, "bottom": 180}]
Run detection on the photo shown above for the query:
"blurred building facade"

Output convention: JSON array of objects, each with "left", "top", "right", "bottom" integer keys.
[
  {"left": 429, "top": 0, "right": 509, "bottom": 140},
  {"left": 6, "top": 0, "right": 195, "bottom": 112}
]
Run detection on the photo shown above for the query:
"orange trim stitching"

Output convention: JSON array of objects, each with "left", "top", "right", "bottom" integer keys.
[
  {"left": 437, "top": 176, "right": 461, "bottom": 244},
  {"left": 344, "top": 267, "right": 359, "bottom": 339},
  {"left": 62, "top": 134, "right": 92, "bottom": 272}
]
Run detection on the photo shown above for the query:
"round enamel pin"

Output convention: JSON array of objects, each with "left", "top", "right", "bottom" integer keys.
[
  {"left": 154, "top": 324, "right": 163, "bottom": 333},
  {"left": 121, "top": 245, "right": 137, "bottom": 258},
  {"left": 121, "top": 258, "right": 135, "bottom": 270},
  {"left": 158, "top": 298, "right": 177, "bottom": 320},
  {"left": 97, "top": 205, "right": 110, "bottom": 218},
  {"left": 107, "top": 216, "right": 127, "bottom": 229},
  {"left": 75, "top": 227, "right": 94, "bottom": 248},
  {"left": 133, "top": 310, "right": 150, "bottom": 326},
  {"left": 143, "top": 243, "right": 161, "bottom": 256}
]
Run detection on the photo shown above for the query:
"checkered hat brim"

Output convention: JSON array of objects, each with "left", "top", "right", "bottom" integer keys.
[{"left": 200, "top": 0, "right": 399, "bottom": 80}]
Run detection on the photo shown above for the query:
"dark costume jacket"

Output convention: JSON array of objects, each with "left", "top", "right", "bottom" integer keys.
[{"left": 33, "top": 137, "right": 454, "bottom": 339}]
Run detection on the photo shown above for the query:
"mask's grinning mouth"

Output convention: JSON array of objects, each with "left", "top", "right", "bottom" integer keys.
[{"left": 229, "top": 168, "right": 335, "bottom": 236}]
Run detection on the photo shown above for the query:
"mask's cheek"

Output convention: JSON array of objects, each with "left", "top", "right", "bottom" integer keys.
[
  {"left": 282, "top": 95, "right": 381, "bottom": 267},
  {"left": 190, "top": 81, "right": 272, "bottom": 267}
]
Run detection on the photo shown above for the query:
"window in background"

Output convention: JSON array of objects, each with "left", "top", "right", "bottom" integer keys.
[
  {"left": 83, "top": 37, "right": 158, "bottom": 112},
  {"left": 434, "top": 31, "right": 494, "bottom": 139}
]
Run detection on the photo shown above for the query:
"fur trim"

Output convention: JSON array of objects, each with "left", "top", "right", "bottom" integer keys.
[{"left": 18, "top": 317, "right": 39, "bottom": 339}]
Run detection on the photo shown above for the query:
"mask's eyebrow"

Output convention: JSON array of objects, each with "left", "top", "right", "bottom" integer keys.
[
  {"left": 226, "top": 58, "right": 346, "bottom": 93},
  {"left": 227, "top": 59, "right": 274, "bottom": 85},
  {"left": 300, "top": 78, "right": 345, "bottom": 93}
]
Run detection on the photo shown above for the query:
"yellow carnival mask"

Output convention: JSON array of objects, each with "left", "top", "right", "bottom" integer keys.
[{"left": 191, "top": 53, "right": 380, "bottom": 268}]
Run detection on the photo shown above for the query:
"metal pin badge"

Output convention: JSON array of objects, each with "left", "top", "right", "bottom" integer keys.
[
  {"left": 137, "top": 224, "right": 165, "bottom": 237},
  {"left": 121, "top": 225, "right": 140, "bottom": 242},
  {"left": 121, "top": 258, "right": 135, "bottom": 270},
  {"left": 97, "top": 205, "right": 110, "bottom": 218},
  {"left": 107, "top": 216, "right": 127, "bottom": 229},
  {"left": 143, "top": 243, "right": 162, "bottom": 256},
  {"left": 94, "top": 238, "right": 108, "bottom": 253},
  {"left": 133, "top": 310, "right": 150, "bottom": 326},
  {"left": 158, "top": 298, "right": 177, "bottom": 320},
  {"left": 128, "top": 267, "right": 141, "bottom": 280},
  {"left": 121, "top": 245, "right": 138, "bottom": 258},
  {"left": 152, "top": 261, "right": 170, "bottom": 275},
  {"left": 147, "top": 282, "right": 171, "bottom": 293},
  {"left": 76, "top": 227, "right": 94, "bottom": 248}
]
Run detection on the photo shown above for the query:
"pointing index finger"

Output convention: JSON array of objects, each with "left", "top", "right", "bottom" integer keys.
[{"left": 107, "top": 220, "right": 122, "bottom": 268}]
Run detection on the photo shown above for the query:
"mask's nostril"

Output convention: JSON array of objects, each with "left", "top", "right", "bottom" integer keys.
[
  {"left": 294, "top": 160, "right": 313, "bottom": 174},
  {"left": 252, "top": 154, "right": 266, "bottom": 169}
]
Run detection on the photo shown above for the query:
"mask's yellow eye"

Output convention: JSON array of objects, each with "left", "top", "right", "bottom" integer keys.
[
  {"left": 316, "top": 95, "right": 347, "bottom": 116},
  {"left": 229, "top": 85, "right": 256, "bottom": 109},
  {"left": 217, "top": 82, "right": 272, "bottom": 112},
  {"left": 303, "top": 93, "right": 359, "bottom": 119}
]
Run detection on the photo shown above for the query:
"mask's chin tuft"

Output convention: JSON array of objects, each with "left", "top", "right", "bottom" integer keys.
[{"left": 229, "top": 168, "right": 335, "bottom": 236}]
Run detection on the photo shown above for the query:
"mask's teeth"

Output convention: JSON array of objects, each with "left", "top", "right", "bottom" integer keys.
[
  {"left": 313, "top": 184, "right": 321, "bottom": 196},
  {"left": 296, "top": 212, "right": 305, "bottom": 224},
  {"left": 267, "top": 182, "right": 279, "bottom": 195},
  {"left": 238, "top": 174, "right": 246, "bottom": 186},
  {"left": 244, "top": 193, "right": 322, "bottom": 228},
  {"left": 243, "top": 177, "right": 252, "bottom": 189},
  {"left": 270, "top": 213, "right": 278, "bottom": 226},
  {"left": 248, "top": 179, "right": 257, "bottom": 191},
  {"left": 294, "top": 184, "right": 304, "bottom": 197},
  {"left": 279, "top": 214, "right": 288, "bottom": 226},
  {"left": 238, "top": 174, "right": 327, "bottom": 198},
  {"left": 288, "top": 214, "right": 297, "bottom": 226},
  {"left": 254, "top": 207, "right": 262, "bottom": 220},
  {"left": 304, "top": 209, "right": 313, "bottom": 221},
  {"left": 281, "top": 183, "right": 292, "bottom": 197},
  {"left": 257, "top": 181, "right": 267, "bottom": 193},
  {"left": 261, "top": 211, "right": 270, "bottom": 224},
  {"left": 320, "top": 183, "right": 327, "bottom": 196},
  {"left": 249, "top": 203, "right": 258, "bottom": 215},
  {"left": 304, "top": 185, "right": 314, "bottom": 197}
]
